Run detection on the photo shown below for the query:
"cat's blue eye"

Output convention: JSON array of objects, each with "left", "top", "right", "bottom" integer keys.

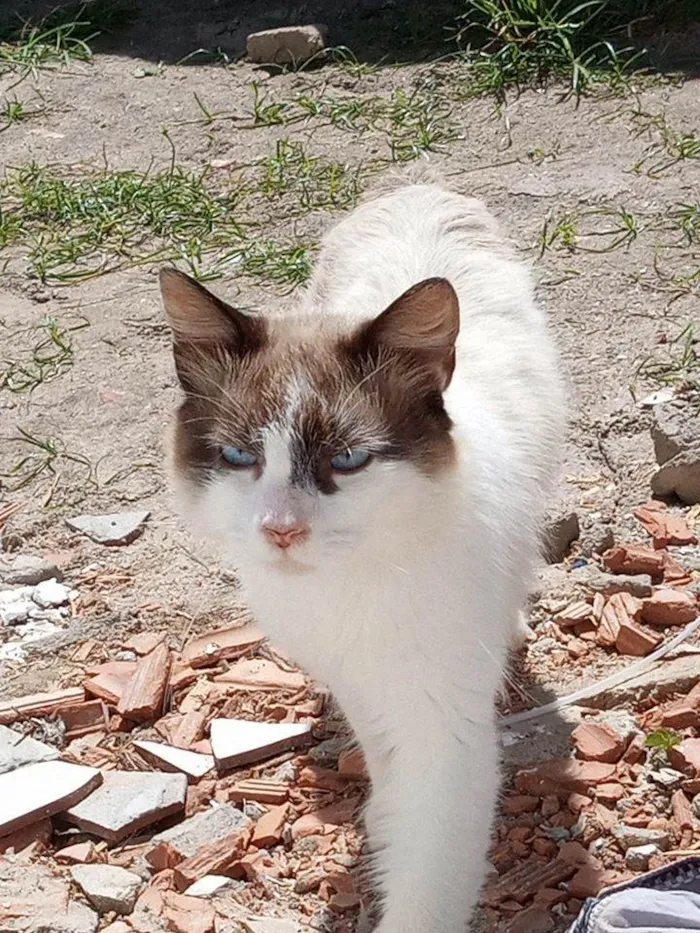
[
  {"left": 221, "top": 446, "right": 258, "bottom": 468},
  {"left": 330, "top": 449, "right": 371, "bottom": 472}
]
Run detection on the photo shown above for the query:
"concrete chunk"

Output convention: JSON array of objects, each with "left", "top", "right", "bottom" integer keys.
[
  {"left": 63, "top": 770, "right": 187, "bottom": 843},
  {"left": 71, "top": 864, "right": 142, "bottom": 915},
  {"left": 0, "top": 860, "right": 99, "bottom": 932},
  {"left": 66, "top": 510, "right": 150, "bottom": 546},
  {"left": 0, "top": 555, "right": 62, "bottom": 586}
]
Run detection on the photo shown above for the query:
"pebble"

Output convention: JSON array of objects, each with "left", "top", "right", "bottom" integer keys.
[
  {"left": 625, "top": 843, "right": 660, "bottom": 871},
  {"left": 71, "top": 864, "right": 142, "bottom": 915},
  {"left": 32, "top": 578, "right": 71, "bottom": 608},
  {"left": 612, "top": 824, "right": 671, "bottom": 852}
]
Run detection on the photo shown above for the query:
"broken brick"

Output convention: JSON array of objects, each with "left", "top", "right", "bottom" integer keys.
[
  {"left": 228, "top": 779, "right": 289, "bottom": 806},
  {"left": 482, "top": 856, "right": 578, "bottom": 906},
  {"left": 503, "top": 795, "right": 540, "bottom": 816},
  {"left": 641, "top": 589, "right": 698, "bottom": 627},
  {"left": 555, "top": 602, "right": 593, "bottom": 629},
  {"left": 669, "top": 739, "right": 700, "bottom": 777},
  {"left": 634, "top": 504, "right": 697, "bottom": 548},
  {"left": 671, "top": 789, "right": 695, "bottom": 830},
  {"left": 568, "top": 865, "right": 609, "bottom": 899},
  {"left": 0, "top": 687, "right": 86, "bottom": 725},
  {"left": 616, "top": 617, "right": 663, "bottom": 656},
  {"left": 572, "top": 722, "right": 627, "bottom": 764},
  {"left": 117, "top": 643, "right": 171, "bottom": 723},
  {"left": 214, "top": 658, "right": 305, "bottom": 691},
  {"left": 58, "top": 700, "right": 108, "bottom": 739},
  {"left": 291, "top": 798, "right": 360, "bottom": 840},
  {"left": 515, "top": 759, "right": 616, "bottom": 797},
  {"left": 183, "top": 624, "right": 265, "bottom": 669},
  {"left": 603, "top": 545, "right": 665, "bottom": 578},
  {"left": 251, "top": 804, "right": 288, "bottom": 847},
  {"left": 173, "top": 827, "right": 252, "bottom": 891},
  {"left": 596, "top": 593, "right": 641, "bottom": 648},
  {"left": 0, "top": 817, "right": 52, "bottom": 854}
]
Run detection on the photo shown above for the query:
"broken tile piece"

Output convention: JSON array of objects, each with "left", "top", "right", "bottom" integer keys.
[
  {"left": 634, "top": 504, "right": 697, "bottom": 548},
  {"left": 0, "top": 817, "right": 52, "bottom": 854},
  {"left": 183, "top": 875, "right": 233, "bottom": 897},
  {"left": 572, "top": 722, "right": 626, "bottom": 764},
  {"left": 134, "top": 740, "right": 214, "bottom": 780},
  {"left": 210, "top": 718, "right": 312, "bottom": 771},
  {"left": 0, "top": 760, "right": 101, "bottom": 837},
  {"left": 55, "top": 840, "right": 95, "bottom": 863},
  {"left": 173, "top": 826, "right": 252, "bottom": 891},
  {"left": 124, "top": 632, "right": 166, "bottom": 655},
  {"left": 183, "top": 624, "right": 265, "bottom": 668},
  {"left": 641, "top": 589, "right": 698, "bottom": 627},
  {"left": 71, "top": 864, "right": 143, "bottom": 915},
  {"left": 214, "top": 658, "right": 306, "bottom": 691},
  {"left": 63, "top": 770, "right": 187, "bottom": 843},
  {"left": 0, "top": 723, "right": 60, "bottom": 774},
  {"left": 117, "top": 643, "right": 171, "bottom": 722},
  {"left": 146, "top": 803, "right": 251, "bottom": 870},
  {"left": 66, "top": 510, "right": 150, "bottom": 546},
  {"left": 0, "top": 686, "right": 85, "bottom": 725}
]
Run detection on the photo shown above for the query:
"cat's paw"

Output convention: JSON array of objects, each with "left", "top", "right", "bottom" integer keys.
[{"left": 508, "top": 610, "right": 532, "bottom": 652}]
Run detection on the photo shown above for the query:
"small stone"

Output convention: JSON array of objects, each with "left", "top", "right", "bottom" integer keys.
[
  {"left": 641, "top": 589, "right": 697, "bottom": 627},
  {"left": 572, "top": 566, "right": 653, "bottom": 597},
  {"left": 652, "top": 452, "right": 700, "bottom": 505},
  {"left": 649, "top": 768, "right": 685, "bottom": 789},
  {"left": 625, "top": 843, "right": 659, "bottom": 871},
  {"left": 32, "top": 578, "right": 71, "bottom": 608},
  {"left": 0, "top": 723, "right": 60, "bottom": 774},
  {"left": 71, "top": 864, "right": 142, "bottom": 915},
  {"left": 0, "top": 555, "right": 62, "bottom": 586},
  {"left": 66, "top": 510, "right": 150, "bottom": 546},
  {"left": 612, "top": 824, "right": 671, "bottom": 852},
  {"left": 246, "top": 24, "right": 327, "bottom": 65},
  {"left": 0, "top": 597, "right": 35, "bottom": 626}
]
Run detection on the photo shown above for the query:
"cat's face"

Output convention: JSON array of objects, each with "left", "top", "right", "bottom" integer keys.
[{"left": 161, "top": 270, "right": 459, "bottom": 575}]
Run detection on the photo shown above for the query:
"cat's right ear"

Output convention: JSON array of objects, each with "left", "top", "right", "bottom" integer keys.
[{"left": 159, "top": 268, "right": 266, "bottom": 353}]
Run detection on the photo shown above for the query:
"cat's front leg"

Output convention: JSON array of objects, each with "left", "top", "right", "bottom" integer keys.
[{"left": 363, "top": 719, "right": 499, "bottom": 933}]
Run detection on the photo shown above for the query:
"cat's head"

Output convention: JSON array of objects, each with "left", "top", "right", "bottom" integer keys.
[{"left": 160, "top": 269, "right": 460, "bottom": 575}]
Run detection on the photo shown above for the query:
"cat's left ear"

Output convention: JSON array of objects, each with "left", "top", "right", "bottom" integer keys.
[{"left": 359, "top": 278, "right": 460, "bottom": 391}]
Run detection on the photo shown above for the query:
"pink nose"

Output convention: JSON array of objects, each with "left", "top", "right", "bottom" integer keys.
[{"left": 262, "top": 521, "right": 309, "bottom": 550}]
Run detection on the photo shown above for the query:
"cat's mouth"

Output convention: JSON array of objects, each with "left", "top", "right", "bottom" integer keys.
[{"left": 267, "top": 551, "right": 315, "bottom": 575}]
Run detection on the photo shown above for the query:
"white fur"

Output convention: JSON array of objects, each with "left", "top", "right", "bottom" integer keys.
[{"left": 178, "top": 183, "right": 564, "bottom": 932}]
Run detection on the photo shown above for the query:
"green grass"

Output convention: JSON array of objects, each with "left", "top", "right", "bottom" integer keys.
[
  {"left": 636, "top": 324, "right": 699, "bottom": 391},
  {"left": 0, "top": 161, "right": 247, "bottom": 282},
  {"left": 631, "top": 111, "right": 700, "bottom": 177},
  {"left": 644, "top": 728, "right": 682, "bottom": 752},
  {"left": 257, "top": 139, "right": 367, "bottom": 212},
  {"left": 538, "top": 206, "right": 641, "bottom": 256},
  {"left": 1, "top": 316, "right": 88, "bottom": 394},
  {"left": 0, "top": 427, "right": 93, "bottom": 493},
  {"left": 454, "top": 0, "right": 688, "bottom": 97},
  {"left": 0, "top": 1, "right": 134, "bottom": 77}
]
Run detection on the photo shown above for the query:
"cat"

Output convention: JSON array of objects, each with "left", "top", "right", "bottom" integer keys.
[{"left": 160, "top": 174, "right": 564, "bottom": 933}]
